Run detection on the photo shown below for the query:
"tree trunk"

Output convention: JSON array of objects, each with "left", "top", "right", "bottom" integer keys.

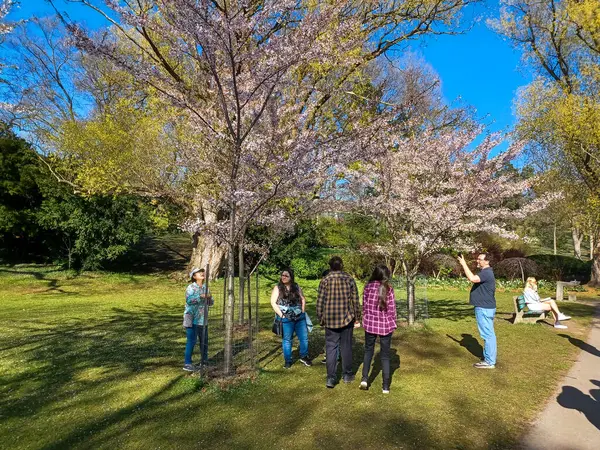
[
  {"left": 590, "top": 233, "right": 595, "bottom": 261},
  {"left": 518, "top": 259, "right": 524, "bottom": 284},
  {"left": 406, "top": 275, "right": 416, "bottom": 326},
  {"left": 238, "top": 238, "right": 245, "bottom": 325},
  {"left": 188, "top": 232, "right": 225, "bottom": 280},
  {"left": 188, "top": 209, "right": 225, "bottom": 280},
  {"left": 223, "top": 205, "right": 236, "bottom": 375},
  {"left": 403, "top": 261, "right": 417, "bottom": 326},
  {"left": 553, "top": 222, "right": 557, "bottom": 255},
  {"left": 247, "top": 273, "right": 253, "bottom": 356},
  {"left": 589, "top": 243, "right": 600, "bottom": 287},
  {"left": 571, "top": 226, "right": 583, "bottom": 260}
]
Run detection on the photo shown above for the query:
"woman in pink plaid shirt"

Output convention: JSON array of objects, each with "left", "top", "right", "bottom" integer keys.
[{"left": 360, "top": 265, "right": 397, "bottom": 394}]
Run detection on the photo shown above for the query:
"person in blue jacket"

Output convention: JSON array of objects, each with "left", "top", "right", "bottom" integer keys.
[{"left": 183, "top": 268, "right": 212, "bottom": 371}]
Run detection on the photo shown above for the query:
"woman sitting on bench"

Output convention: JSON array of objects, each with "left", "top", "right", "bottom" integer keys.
[{"left": 523, "top": 277, "right": 571, "bottom": 329}]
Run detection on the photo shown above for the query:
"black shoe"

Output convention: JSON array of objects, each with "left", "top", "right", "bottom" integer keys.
[
  {"left": 326, "top": 377, "right": 335, "bottom": 389},
  {"left": 193, "top": 361, "right": 208, "bottom": 371},
  {"left": 299, "top": 357, "right": 312, "bottom": 367},
  {"left": 343, "top": 374, "right": 355, "bottom": 384},
  {"left": 320, "top": 357, "right": 327, "bottom": 364},
  {"left": 284, "top": 362, "right": 292, "bottom": 369}
]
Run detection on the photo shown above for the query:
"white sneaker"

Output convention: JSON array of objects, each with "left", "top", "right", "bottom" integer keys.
[
  {"left": 359, "top": 380, "right": 368, "bottom": 390},
  {"left": 558, "top": 314, "right": 571, "bottom": 321},
  {"left": 554, "top": 322, "right": 568, "bottom": 329},
  {"left": 382, "top": 389, "right": 390, "bottom": 394}
]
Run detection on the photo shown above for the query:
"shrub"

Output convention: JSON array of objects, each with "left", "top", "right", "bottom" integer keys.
[
  {"left": 419, "top": 253, "right": 461, "bottom": 278},
  {"left": 290, "top": 255, "right": 329, "bottom": 279},
  {"left": 527, "top": 254, "right": 592, "bottom": 283},
  {"left": 493, "top": 257, "right": 540, "bottom": 281},
  {"left": 339, "top": 251, "right": 381, "bottom": 280},
  {"left": 502, "top": 248, "right": 526, "bottom": 258}
]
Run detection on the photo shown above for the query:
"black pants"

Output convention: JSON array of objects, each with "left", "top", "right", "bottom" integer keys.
[
  {"left": 362, "top": 331, "right": 392, "bottom": 389},
  {"left": 325, "top": 322, "right": 354, "bottom": 379}
]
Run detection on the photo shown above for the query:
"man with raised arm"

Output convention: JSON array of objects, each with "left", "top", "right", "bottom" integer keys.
[{"left": 458, "top": 253, "right": 497, "bottom": 369}]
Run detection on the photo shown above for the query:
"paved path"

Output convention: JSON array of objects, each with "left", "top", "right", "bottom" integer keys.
[{"left": 522, "top": 304, "right": 600, "bottom": 450}]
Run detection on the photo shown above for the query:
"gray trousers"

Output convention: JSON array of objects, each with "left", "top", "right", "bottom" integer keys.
[{"left": 325, "top": 321, "right": 354, "bottom": 379}]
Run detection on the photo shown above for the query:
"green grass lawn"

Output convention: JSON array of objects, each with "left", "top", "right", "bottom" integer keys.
[{"left": 0, "top": 265, "right": 598, "bottom": 450}]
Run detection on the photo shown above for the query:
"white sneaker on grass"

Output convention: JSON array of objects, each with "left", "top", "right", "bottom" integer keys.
[
  {"left": 554, "top": 322, "right": 568, "bottom": 329},
  {"left": 382, "top": 388, "right": 390, "bottom": 394},
  {"left": 473, "top": 361, "right": 495, "bottom": 369},
  {"left": 558, "top": 314, "right": 571, "bottom": 321}
]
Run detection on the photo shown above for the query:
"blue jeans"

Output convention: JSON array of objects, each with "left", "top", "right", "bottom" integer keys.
[
  {"left": 474, "top": 307, "right": 496, "bottom": 365},
  {"left": 184, "top": 325, "right": 208, "bottom": 365},
  {"left": 278, "top": 314, "right": 309, "bottom": 364}
]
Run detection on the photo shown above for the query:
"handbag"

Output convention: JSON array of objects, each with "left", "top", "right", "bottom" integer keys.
[
  {"left": 183, "top": 313, "right": 194, "bottom": 328},
  {"left": 272, "top": 316, "right": 283, "bottom": 336}
]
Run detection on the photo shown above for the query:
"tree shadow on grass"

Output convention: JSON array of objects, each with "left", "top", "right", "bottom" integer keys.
[
  {"left": 313, "top": 414, "right": 437, "bottom": 450},
  {"left": 0, "top": 303, "right": 184, "bottom": 422},
  {"left": 446, "top": 333, "right": 483, "bottom": 360},
  {"left": 556, "top": 380, "right": 600, "bottom": 431},
  {"left": 40, "top": 375, "right": 188, "bottom": 450},
  {"left": 0, "top": 267, "right": 79, "bottom": 295},
  {"left": 312, "top": 390, "right": 521, "bottom": 450},
  {"left": 0, "top": 297, "right": 536, "bottom": 450},
  {"left": 427, "top": 298, "right": 473, "bottom": 321}
]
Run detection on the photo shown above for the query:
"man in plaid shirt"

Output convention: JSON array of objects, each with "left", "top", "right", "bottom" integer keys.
[{"left": 317, "top": 256, "right": 361, "bottom": 388}]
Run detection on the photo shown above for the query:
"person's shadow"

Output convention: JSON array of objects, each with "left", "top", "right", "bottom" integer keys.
[
  {"left": 557, "top": 334, "right": 600, "bottom": 357},
  {"left": 447, "top": 333, "right": 483, "bottom": 360},
  {"left": 557, "top": 380, "right": 600, "bottom": 431},
  {"left": 367, "top": 349, "right": 400, "bottom": 388}
]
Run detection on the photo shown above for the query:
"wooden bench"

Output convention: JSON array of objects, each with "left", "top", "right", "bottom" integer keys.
[{"left": 512, "top": 296, "right": 548, "bottom": 324}]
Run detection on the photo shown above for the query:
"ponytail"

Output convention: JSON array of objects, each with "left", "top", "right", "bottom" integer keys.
[
  {"left": 369, "top": 264, "right": 392, "bottom": 312},
  {"left": 378, "top": 281, "right": 390, "bottom": 312}
]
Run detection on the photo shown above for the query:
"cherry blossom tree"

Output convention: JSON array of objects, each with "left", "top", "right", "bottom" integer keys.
[
  {"left": 38, "top": 0, "right": 483, "bottom": 370},
  {"left": 0, "top": 0, "right": 14, "bottom": 37},
  {"left": 351, "top": 127, "right": 557, "bottom": 325},
  {"left": 49, "top": 0, "right": 378, "bottom": 372}
]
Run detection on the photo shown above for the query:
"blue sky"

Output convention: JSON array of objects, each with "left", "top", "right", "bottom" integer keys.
[
  {"left": 406, "top": 1, "right": 531, "bottom": 134},
  {"left": 10, "top": 0, "right": 109, "bottom": 28},
  {"left": 10, "top": 0, "right": 529, "bottom": 135}
]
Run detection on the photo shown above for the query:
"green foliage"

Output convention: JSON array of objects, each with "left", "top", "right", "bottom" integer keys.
[
  {"left": 252, "top": 220, "right": 324, "bottom": 277},
  {"left": 476, "top": 233, "right": 533, "bottom": 263},
  {"left": 290, "top": 255, "right": 329, "bottom": 279},
  {"left": 338, "top": 250, "right": 382, "bottom": 280},
  {"left": 0, "top": 128, "right": 173, "bottom": 269},
  {"left": 255, "top": 215, "right": 386, "bottom": 279},
  {"left": 528, "top": 254, "right": 593, "bottom": 283},
  {"left": 0, "top": 129, "right": 48, "bottom": 259},
  {"left": 402, "top": 275, "right": 558, "bottom": 291},
  {"left": 317, "top": 214, "right": 384, "bottom": 249},
  {"left": 36, "top": 190, "right": 155, "bottom": 270}
]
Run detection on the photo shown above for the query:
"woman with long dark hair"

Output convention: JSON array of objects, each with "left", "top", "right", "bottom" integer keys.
[
  {"left": 270, "top": 269, "right": 312, "bottom": 369},
  {"left": 360, "top": 265, "right": 397, "bottom": 393}
]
